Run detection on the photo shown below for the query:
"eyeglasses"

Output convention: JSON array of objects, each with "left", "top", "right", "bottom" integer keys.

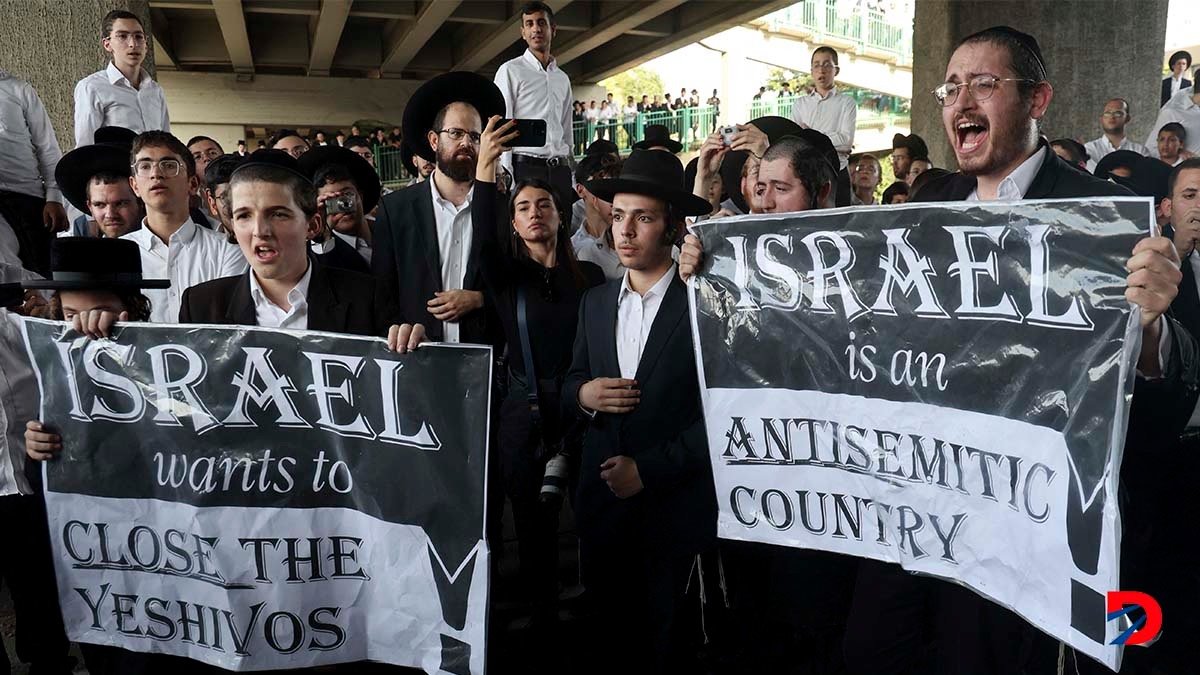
[
  {"left": 1101, "top": 110, "right": 1128, "bottom": 118},
  {"left": 281, "top": 145, "right": 307, "bottom": 158},
  {"left": 811, "top": 62, "right": 837, "bottom": 71},
  {"left": 853, "top": 163, "right": 879, "bottom": 174},
  {"left": 193, "top": 149, "right": 222, "bottom": 161},
  {"left": 437, "top": 128, "right": 482, "bottom": 144},
  {"left": 932, "top": 75, "right": 1037, "bottom": 106},
  {"left": 132, "top": 158, "right": 184, "bottom": 178},
  {"left": 108, "top": 31, "right": 147, "bottom": 45}
]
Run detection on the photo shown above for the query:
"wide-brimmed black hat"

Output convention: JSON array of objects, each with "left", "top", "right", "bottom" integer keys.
[
  {"left": 749, "top": 116, "right": 804, "bottom": 144},
  {"left": 718, "top": 150, "right": 750, "bottom": 213},
  {"left": 632, "top": 124, "right": 683, "bottom": 153},
  {"left": 1094, "top": 150, "right": 1143, "bottom": 181},
  {"left": 1114, "top": 155, "right": 1172, "bottom": 204},
  {"left": 585, "top": 138, "right": 619, "bottom": 157},
  {"left": 400, "top": 140, "right": 418, "bottom": 173},
  {"left": 297, "top": 145, "right": 382, "bottom": 213},
  {"left": 22, "top": 238, "right": 169, "bottom": 290},
  {"left": 402, "top": 71, "right": 506, "bottom": 162},
  {"left": 584, "top": 149, "right": 712, "bottom": 216},
  {"left": 55, "top": 126, "right": 138, "bottom": 212}
]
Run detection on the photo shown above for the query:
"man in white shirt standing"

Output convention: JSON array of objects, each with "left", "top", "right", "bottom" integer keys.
[
  {"left": 122, "top": 131, "right": 246, "bottom": 322},
  {"left": 1163, "top": 51, "right": 1192, "bottom": 107},
  {"left": 0, "top": 70, "right": 67, "bottom": 275},
  {"left": 1083, "top": 98, "right": 1149, "bottom": 171},
  {"left": 494, "top": 1, "right": 575, "bottom": 204},
  {"left": 73, "top": 10, "right": 170, "bottom": 149},
  {"left": 790, "top": 46, "right": 857, "bottom": 170}
]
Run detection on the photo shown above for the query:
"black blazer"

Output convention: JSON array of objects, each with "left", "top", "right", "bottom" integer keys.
[
  {"left": 1162, "top": 77, "right": 1192, "bottom": 107},
  {"left": 178, "top": 259, "right": 385, "bottom": 337},
  {"left": 371, "top": 179, "right": 501, "bottom": 346},
  {"left": 314, "top": 235, "right": 370, "bottom": 275},
  {"left": 562, "top": 274, "right": 716, "bottom": 557}
]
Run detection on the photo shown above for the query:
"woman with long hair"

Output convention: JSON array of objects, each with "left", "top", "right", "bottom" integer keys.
[{"left": 473, "top": 117, "right": 606, "bottom": 637}]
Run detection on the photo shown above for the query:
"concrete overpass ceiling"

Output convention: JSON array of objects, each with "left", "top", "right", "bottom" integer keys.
[{"left": 149, "top": 0, "right": 792, "bottom": 83}]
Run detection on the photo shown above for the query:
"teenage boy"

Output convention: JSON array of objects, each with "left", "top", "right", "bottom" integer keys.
[
  {"left": 74, "top": 10, "right": 170, "bottom": 148},
  {"left": 298, "top": 145, "right": 381, "bottom": 268}
]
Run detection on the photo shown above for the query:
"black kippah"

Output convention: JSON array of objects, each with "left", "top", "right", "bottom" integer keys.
[
  {"left": 231, "top": 149, "right": 311, "bottom": 183},
  {"left": 971, "top": 25, "right": 1047, "bottom": 81}
]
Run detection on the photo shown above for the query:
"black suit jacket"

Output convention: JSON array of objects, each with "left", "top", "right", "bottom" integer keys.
[
  {"left": 562, "top": 274, "right": 716, "bottom": 557},
  {"left": 1162, "top": 77, "right": 1192, "bottom": 107},
  {"left": 178, "top": 259, "right": 385, "bottom": 337},
  {"left": 314, "top": 235, "right": 370, "bottom": 275},
  {"left": 371, "top": 179, "right": 500, "bottom": 346}
]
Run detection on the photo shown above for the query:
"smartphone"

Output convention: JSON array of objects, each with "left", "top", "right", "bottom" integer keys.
[
  {"left": 499, "top": 118, "right": 547, "bottom": 148},
  {"left": 721, "top": 125, "right": 738, "bottom": 146}
]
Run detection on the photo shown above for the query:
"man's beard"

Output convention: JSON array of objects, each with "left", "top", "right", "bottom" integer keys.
[
  {"left": 953, "top": 111, "right": 1034, "bottom": 177},
  {"left": 437, "top": 143, "right": 476, "bottom": 182}
]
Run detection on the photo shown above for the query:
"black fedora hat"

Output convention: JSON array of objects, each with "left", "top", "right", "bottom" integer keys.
[
  {"left": 1094, "top": 150, "right": 1143, "bottom": 181},
  {"left": 585, "top": 138, "right": 619, "bottom": 157},
  {"left": 632, "top": 124, "right": 683, "bottom": 153},
  {"left": 297, "top": 145, "right": 382, "bottom": 213},
  {"left": 23, "top": 237, "right": 169, "bottom": 291},
  {"left": 718, "top": 150, "right": 750, "bottom": 213},
  {"left": 748, "top": 115, "right": 804, "bottom": 144},
  {"left": 402, "top": 71, "right": 506, "bottom": 162},
  {"left": 584, "top": 149, "right": 712, "bottom": 217},
  {"left": 55, "top": 125, "right": 138, "bottom": 213},
  {"left": 400, "top": 140, "right": 417, "bottom": 174}
]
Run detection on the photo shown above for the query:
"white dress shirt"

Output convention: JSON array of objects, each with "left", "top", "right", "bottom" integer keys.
[
  {"left": 571, "top": 226, "right": 623, "bottom": 281},
  {"left": 789, "top": 87, "right": 857, "bottom": 168},
  {"left": 0, "top": 70, "right": 62, "bottom": 202},
  {"left": 494, "top": 49, "right": 573, "bottom": 163},
  {"left": 623, "top": 104, "right": 638, "bottom": 122},
  {"left": 251, "top": 262, "right": 312, "bottom": 330},
  {"left": 430, "top": 177, "right": 474, "bottom": 343},
  {"left": 616, "top": 263, "right": 676, "bottom": 379},
  {"left": 1146, "top": 87, "right": 1200, "bottom": 157},
  {"left": 333, "top": 231, "right": 372, "bottom": 265},
  {"left": 0, "top": 263, "right": 40, "bottom": 497},
  {"left": 73, "top": 62, "right": 170, "bottom": 149},
  {"left": 1083, "top": 135, "right": 1150, "bottom": 172},
  {"left": 1170, "top": 75, "right": 1185, "bottom": 101},
  {"left": 122, "top": 217, "right": 248, "bottom": 323},
  {"left": 966, "top": 146, "right": 1045, "bottom": 202}
]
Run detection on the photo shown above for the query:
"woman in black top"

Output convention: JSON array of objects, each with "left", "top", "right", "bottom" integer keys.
[{"left": 474, "top": 117, "right": 606, "bottom": 624}]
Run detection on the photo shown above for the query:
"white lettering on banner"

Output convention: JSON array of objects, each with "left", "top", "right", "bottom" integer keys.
[{"left": 723, "top": 222, "right": 1095, "bottom": 331}]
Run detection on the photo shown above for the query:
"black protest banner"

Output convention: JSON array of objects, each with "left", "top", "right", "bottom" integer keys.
[
  {"left": 21, "top": 320, "right": 491, "bottom": 674},
  {"left": 689, "top": 198, "right": 1152, "bottom": 671}
]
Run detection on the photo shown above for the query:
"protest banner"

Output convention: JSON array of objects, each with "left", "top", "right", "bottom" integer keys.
[
  {"left": 21, "top": 320, "right": 491, "bottom": 674},
  {"left": 688, "top": 198, "right": 1152, "bottom": 670}
]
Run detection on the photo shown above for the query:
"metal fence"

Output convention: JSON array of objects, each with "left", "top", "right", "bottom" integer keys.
[
  {"left": 571, "top": 105, "right": 719, "bottom": 158},
  {"left": 767, "top": 0, "right": 912, "bottom": 64}
]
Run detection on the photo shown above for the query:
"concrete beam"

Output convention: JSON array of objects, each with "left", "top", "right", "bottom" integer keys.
[
  {"left": 308, "top": 0, "right": 351, "bottom": 75},
  {"left": 576, "top": 0, "right": 792, "bottom": 82},
  {"left": 382, "top": 0, "right": 463, "bottom": 75},
  {"left": 154, "top": 35, "right": 179, "bottom": 69},
  {"left": 455, "top": 0, "right": 574, "bottom": 72},
  {"left": 555, "top": 0, "right": 686, "bottom": 66},
  {"left": 212, "top": 0, "right": 255, "bottom": 74}
]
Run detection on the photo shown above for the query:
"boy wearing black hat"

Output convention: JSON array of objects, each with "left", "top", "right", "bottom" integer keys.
[
  {"left": 1163, "top": 50, "right": 1192, "bottom": 107},
  {"left": 890, "top": 132, "right": 928, "bottom": 189},
  {"left": 563, "top": 149, "right": 715, "bottom": 672},
  {"left": 299, "top": 145, "right": 381, "bottom": 270},
  {"left": 373, "top": 71, "right": 506, "bottom": 346}
]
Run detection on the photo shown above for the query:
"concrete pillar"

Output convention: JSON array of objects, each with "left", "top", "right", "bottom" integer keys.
[
  {"left": 911, "top": 0, "right": 1168, "bottom": 171},
  {"left": 0, "top": 0, "right": 154, "bottom": 150}
]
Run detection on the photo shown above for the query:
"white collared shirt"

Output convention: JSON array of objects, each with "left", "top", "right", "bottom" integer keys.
[
  {"left": 122, "top": 216, "right": 247, "bottom": 323},
  {"left": 494, "top": 49, "right": 573, "bottom": 162},
  {"left": 1171, "top": 75, "right": 1185, "bottom": 100},
  {"left": 1083, "top": 135, "right": 1150, "bottom": 172},
  {"left": 250, "top": 262, "right": 312, "bottom": 330},
  {"left": 967, "top": 146, "right": 1045, "bottom": 202},
  {"left": 0, "top": 71, "right": 62, "bottom": 202},
  {"left": 333, "top": 231, "right": 372, "bottom": 265},
  {"left": 789, "top": 86, "right": 857, "bottom": 168},
  {"left": 571, "top": 226, "right": 623, "bottom": 281},
  {"left": 73, "top": 62, "right": 170, "bottom": 149},
  {"left": 0, "top": 263, "right": 41, "bottom": 497},
  {"left": 430, "top": 176, "right": 474, "bottom": 343},
  {"left": 616, "top": 263, "right": 676, "bottom": 379}
]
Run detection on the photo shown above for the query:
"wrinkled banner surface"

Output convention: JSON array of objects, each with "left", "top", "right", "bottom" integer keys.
[
  {"left": 21, "top": 320, "right": 491, "bottom": 674},
  {"left": 689, "top": 198, "right": 1152, "bottom": 670}
]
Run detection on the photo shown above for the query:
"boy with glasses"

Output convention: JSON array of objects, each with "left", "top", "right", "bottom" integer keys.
[
  {"left": 74, "top": 10, "right": 170, "bottom": 148},
  {"left": 1083, "top": 98, "right": 1148, "bottom": 172},
  {"left": 121, "top": 131, "right": 246, "bottom": 322},
  {"left": 789, "top": 46, "right": 857, "bottom": 169}
]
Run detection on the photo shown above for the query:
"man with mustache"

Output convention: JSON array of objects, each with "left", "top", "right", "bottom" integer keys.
[
  {"left": 56, "top": 126, "right": 142, "bottom": 239},
  {"left": 372, "top": 71, "right": 505, "bottom": 346},
  {"left": 842, "top": 26, "right": 1199, "bottom": 675},
  {"left": 74, "top": 10, "right": 170, "bottom": 149}
]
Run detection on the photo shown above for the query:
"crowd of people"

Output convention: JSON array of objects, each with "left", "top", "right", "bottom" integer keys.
[{"left": 0, "top": 2, "right": 1197, "bottom": 674}]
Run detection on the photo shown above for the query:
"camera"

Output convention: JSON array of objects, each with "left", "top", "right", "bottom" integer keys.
[
  {"left": 539, "top": 452, "right": 570, "bottom": 507},
  {"left": 325, "top": 192, "right": 357, "bottom": 216},
  {"left": 721, "top": 125, "right": 738, "bottom": 146}
]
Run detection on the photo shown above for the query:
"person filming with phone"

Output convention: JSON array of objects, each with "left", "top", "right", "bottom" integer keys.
[{"left": 494, "top": 1, "right": 576, "bottom": 206}]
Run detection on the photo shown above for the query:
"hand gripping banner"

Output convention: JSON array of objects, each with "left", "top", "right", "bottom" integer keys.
[
  {"left": 688, "top": 198, "right": 1152, "bottom": 670},
  {"left": 21, "top": 320, "right": 491, "bottom": 674}
]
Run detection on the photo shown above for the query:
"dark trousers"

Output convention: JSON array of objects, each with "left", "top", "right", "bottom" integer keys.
[
  {"left": 0, "top": 190, "right": 50, "bottom": 276},
  {"left": 512, "top": 156, "right": 577, "bottom": 208},
  {"left": 578, "top": 536, "right": 698, "bottom": 675},
  {"left": 0, "top": 495, "right": 72, "bottom": 675},
  {"left": 843, "top": 558, "right": 1056, "bottom": 675}
]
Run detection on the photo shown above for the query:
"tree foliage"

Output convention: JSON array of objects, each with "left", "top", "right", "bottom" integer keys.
[{"left": 600, "top": 68, "right": 667, "bottom": 104}]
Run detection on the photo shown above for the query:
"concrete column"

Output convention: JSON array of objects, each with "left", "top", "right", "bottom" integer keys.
[
  {"left": 0, "top": 0, "right": 154, "bottom": 150},
  {"left": 911, "top": 0, "right": 1168, "bottom": 171}
]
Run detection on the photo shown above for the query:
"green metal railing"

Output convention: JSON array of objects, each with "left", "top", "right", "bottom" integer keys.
[
  {"left": 767, "top": 0, "right": 912, "bottom": 64},
  {"left": 748, "top": 94, "right": 910, "bottom": 129},
  {"left": 571, "top": 105, "right": 719, "bottom": 158}
]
